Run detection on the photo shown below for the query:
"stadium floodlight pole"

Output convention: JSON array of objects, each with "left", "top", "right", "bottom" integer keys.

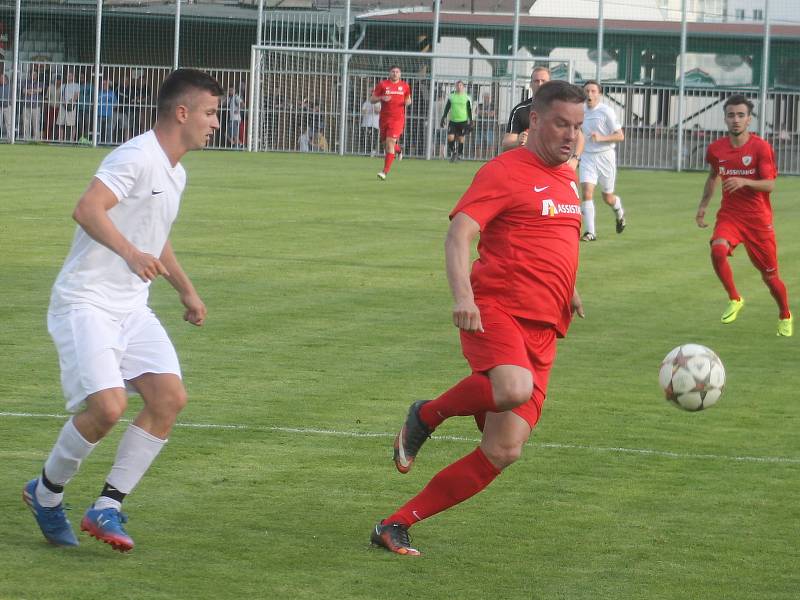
[
  {"left": 676, "top": 0, "right": 688, "bottom": 172},
  {"left": 337, "top": 0, "right": 352, "bottom": 156},
  {"left": 10, "top": 0, "right": 20, "bottom": 144},
  {"left": 92, "top": 0, "right": 102, "bottom": 148},
  {"left": 173, "top": 0, "right": 181, "bottom": 70},
  {"left": 595, "top": 0, "right": 604, "bottom": 82},
  {"left": 758, "top": 0, "right": 771, "bottom": 137},
  {"left": 509, "top": 0, "right": 520, "bottom": 113},
  {"left": 424, "top": 0, "right": 442, "bottom": 161}
]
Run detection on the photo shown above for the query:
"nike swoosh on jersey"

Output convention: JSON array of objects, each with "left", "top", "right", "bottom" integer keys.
[{"left": 534, "top": 186, "right": 549, "bottom": 192}]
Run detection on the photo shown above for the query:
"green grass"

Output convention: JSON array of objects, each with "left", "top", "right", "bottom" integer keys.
[{"left": 1, "top": 145, "right": 798, "bottom": 599}]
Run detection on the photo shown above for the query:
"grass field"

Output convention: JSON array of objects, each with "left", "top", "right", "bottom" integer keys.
[{"left": 1, "top": 145, "right": 798, "bottom": 600}]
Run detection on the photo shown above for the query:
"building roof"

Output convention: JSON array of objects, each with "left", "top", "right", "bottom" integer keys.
[{"left": 356, "top": 10, "right": 800, "bottom": 40}]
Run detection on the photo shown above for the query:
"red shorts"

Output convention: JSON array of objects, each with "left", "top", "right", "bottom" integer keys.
[
  {"left": 460, "top": 303, "right": 557, "bottom": 428},
  {"left": 379, "top": 118, "right": 405, "bottom": 141},
  {"left": 712, "top": 218, "right": 778, "bottom": 273}
]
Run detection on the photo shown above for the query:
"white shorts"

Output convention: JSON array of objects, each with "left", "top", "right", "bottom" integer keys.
[
  {"left": 580, "top": 151, "right": 617, "bottom": 194},
  {"left": 47, "top": 305, "right": 181, "bottom": 412}
]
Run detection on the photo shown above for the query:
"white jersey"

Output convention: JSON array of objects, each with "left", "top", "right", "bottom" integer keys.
[
  {"left": 582, "top": 102, "right": 622, "bottom": 154},
  {"left": 49, "top": 130, "right": 186, "bottom": 315}
]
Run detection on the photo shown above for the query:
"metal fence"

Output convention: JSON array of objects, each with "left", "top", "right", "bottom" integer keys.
[{"left": 1, "top": 0, "right": 799, "bottom": 172}]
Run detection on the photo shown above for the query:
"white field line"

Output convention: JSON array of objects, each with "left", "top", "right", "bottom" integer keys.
[{"left": 2, "top": 411, "right": 798, "bottom": 465}]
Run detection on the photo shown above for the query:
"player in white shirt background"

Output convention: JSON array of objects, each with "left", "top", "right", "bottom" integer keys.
[
  {"left": 579, "top": 80, "right": 626, "bottom": 241},
  {"left": 23, "top": 68, "right": 223, "bottom": 552}
]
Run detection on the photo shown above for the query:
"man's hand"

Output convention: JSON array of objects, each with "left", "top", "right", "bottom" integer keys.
[
  {"left": 181, "top": 292, "right": 207, "bottom": 326},
  {"left": 126, "top": 251, "right": 170, "bottom": 283},
  {"left": 571, "top": 289, "right": 585, "bottom": 319},
  {"left": 696, "top": 209, "right": 708, "bottom": 228},
  {"left": 452, "top": 299, "right": 483, "bottom": 333},
  {"left": 518, "top": 130, "right": 528, "bottom": 146},
  {"left": 722, "top": 177, "right": 748, "bottom": 193}
]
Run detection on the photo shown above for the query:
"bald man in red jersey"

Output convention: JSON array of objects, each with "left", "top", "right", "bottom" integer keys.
[
  {"left": 371, "top": 81, "right": 587, "bottom": 556},
  {"left": 697, "top": 94, "right": 792, "bottom": 337}
]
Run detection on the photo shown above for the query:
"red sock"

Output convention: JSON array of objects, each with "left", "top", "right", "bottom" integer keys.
[
  {"left": 384, "top": 447, "right": 500, "bottom": 527},
  {"left": 763, "top": 272, "right": 791, "bottom": 319},
  {"left": 711, "top": 244, "right": 740, "bottom": 301},
  {"left": 383, "top": 152, "right": 395, "bottom": 174},
  {"left": 419, "top": 374, "right": 495, "bottom": 430}
]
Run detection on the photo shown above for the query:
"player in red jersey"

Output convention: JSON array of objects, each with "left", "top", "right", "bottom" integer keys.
[
  {"left": 370, "top": 81, "right": 587, "bottom": 556},
  {"left": 697, "top": 94, "right": 792, "bottom": 336},
  {"left": 369, "top": 66, "right": 411, "bottom": 180}
]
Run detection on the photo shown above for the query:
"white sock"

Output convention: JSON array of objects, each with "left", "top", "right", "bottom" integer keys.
[
  {"left": 37, "top": 417, "right": 97, "bottom": 507},
  {"left": 612, "top": 195, "right": 624, "bottom": 218},
  {"left": 581, "top": 200, "right": 596, "bottom": 235},
  {"left": 100, "top": 424, "right": 167, "bottom": 504}
]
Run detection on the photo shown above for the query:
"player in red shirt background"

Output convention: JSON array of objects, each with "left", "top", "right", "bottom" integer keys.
[
  {"left": 696, "top": 94, "right": 792, "bottom": 337},
  {"left": 370, "top": 81, "right": 587, "bottom": 556},
  {"left": 369, "top": 66, "right": 411, "bottom": 180}
]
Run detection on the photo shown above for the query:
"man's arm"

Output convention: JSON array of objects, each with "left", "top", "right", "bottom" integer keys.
[
  {"left": 591, "top": 128, "right": 624, "bottom": 143},
  {"left": 501, "top": 131, "right": 521, "bottom": 152},
  {"left": 440, "top": 99, "right": 451, "bottom": 127},
  {"left": 568, "top": 130, "right": 585, "bottom": 171},
  {"left": 445, "top": 213, "right": 483, "bottom": 332},
  {"left": 72, "top": 178, "right": 169, "bottom": 282},
  {"left": 159, "top": 240, "right": 206, "bottom": 326},
  {"left": 696, "top": 165, "right": 720, "bottom": 228},
  {"left": 721, "top": 177, "right": 775, "bottom": 195}
]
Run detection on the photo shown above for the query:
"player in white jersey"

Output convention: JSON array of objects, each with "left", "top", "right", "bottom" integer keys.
[
  {"left": 23, "top": 69, "right": 222, "bottom": 552},
  {"left": 578, "top": 80, "right": 625, "bottom": 241}
]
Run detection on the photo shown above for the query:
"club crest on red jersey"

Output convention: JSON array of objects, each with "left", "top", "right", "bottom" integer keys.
[{"left": 742, "top": 155, "right": 752, "bottom": 166}]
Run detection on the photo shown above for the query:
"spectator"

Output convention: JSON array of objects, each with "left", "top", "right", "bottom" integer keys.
[
  {"left": 98, "top": 78, "right": 117, "bottom": 144},
  {"left": 0, "top": 73, "right": 11, "bottom": 141},
  {"left": 360, "top": 97, "right": 380, "bottom": 155},
  {"left": 57, "top": 71, "right": 81, "bottom": 142},
  {"left": 45, "top": 74, "right": 61, "bottom": 141},
  {"left": 116, "top": 76, "right": 132, "bottom": 142},
  {"left": 77, "top": 72, "right": 93, "bottom": 141},
  {"left": 477, "top": 93, "right": 497, "bottom": 158},
  {"left": 225, "top": 85, "right": 243, "bottom": 148},
  {"left": 22, "top": 69, "right": 44, "bottom": 141}
]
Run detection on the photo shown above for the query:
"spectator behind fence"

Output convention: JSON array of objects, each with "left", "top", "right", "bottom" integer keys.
[
  {"left": 78, "top": 72, "right": 93, "bottom": 141},
  {"left": 116, "top": 76, "right": 132, "bottom": 143},
  {"left": 45, "top": 74, "right": 61, "bottom": 141},
  {"left": 477, "top": 93, "right": 497, "bottom": 158},
  {"left": 98, "top": 78, "right": 118, "bottom": 143},
  {"left": 226, "top": 85, "right": 243, "bottom": 148},
  {"left": 360, "top": 97, "right": 380, "bottom": 156},
  {"left": 0, "top": 73, "right": 11, "bottom": 141},
  {"left": 58, "top": 71, "right": 81, "bottom": 142},
  {"left": 22, "top": 69, "right": 44, "bottom": 141}
]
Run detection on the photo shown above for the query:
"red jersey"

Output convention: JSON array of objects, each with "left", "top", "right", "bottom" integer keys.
[
  {"left": 706, "top": 134, "right": 777, "bottom": 227},
  {"left": 372, "top": 79, "right": 411, "bottom": 120},
  {"left": 450, "top": 147, "right": 581, "bottom": 336}
]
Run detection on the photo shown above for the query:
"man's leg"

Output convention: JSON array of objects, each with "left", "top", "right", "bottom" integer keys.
[
  {"left": 24, "top": 388, "right": 126, "bottom": 547},
  {"left": 380, "top": 135, "right": 397, "bottom": 178},
  {"left": 710, "top": 239, "right": 745, "bottom": 323},
  {"left": 374, "top": 366, "right": 532, "bottom": 555},
  {"left": 457, "top": 135, "right": 465, "bottom": 159},
  {"left": 581, "top": 182, "right": 597, "bottom": 240},
  {"left": 81, "top": 373, "right": 186, "bottom": 552}
]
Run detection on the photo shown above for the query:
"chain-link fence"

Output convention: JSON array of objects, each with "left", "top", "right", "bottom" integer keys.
[{"left": 1, "top": 0, "right": 799, "bottom": 172}]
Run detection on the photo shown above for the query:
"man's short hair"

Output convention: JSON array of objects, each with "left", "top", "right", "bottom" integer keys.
[
  {"left": 532, "top": 81, "right": 586, "bottom": 113},
  {"left": 157, "top": 68, "right": 223, "bottom": 115},
  {"left": 532, "top": 66, "right": 551, "bottom": 76},
  {"left": 583, "top": 79, "right": 603, "bottom": 94},
  {"left": 389, "top": 65, "right": 401, "bottom": 72},
  {"left": 724, "top": 94, "right": 754, "bottom": 115}
]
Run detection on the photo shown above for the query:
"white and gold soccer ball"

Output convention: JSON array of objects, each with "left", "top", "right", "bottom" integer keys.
[{"left": 659, "top": 344, "right": 725, "bottom": 411}]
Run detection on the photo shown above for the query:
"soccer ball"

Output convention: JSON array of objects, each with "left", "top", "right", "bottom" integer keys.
[{"left": 659, "top": 344, "right": 725, "bottom": 411}]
